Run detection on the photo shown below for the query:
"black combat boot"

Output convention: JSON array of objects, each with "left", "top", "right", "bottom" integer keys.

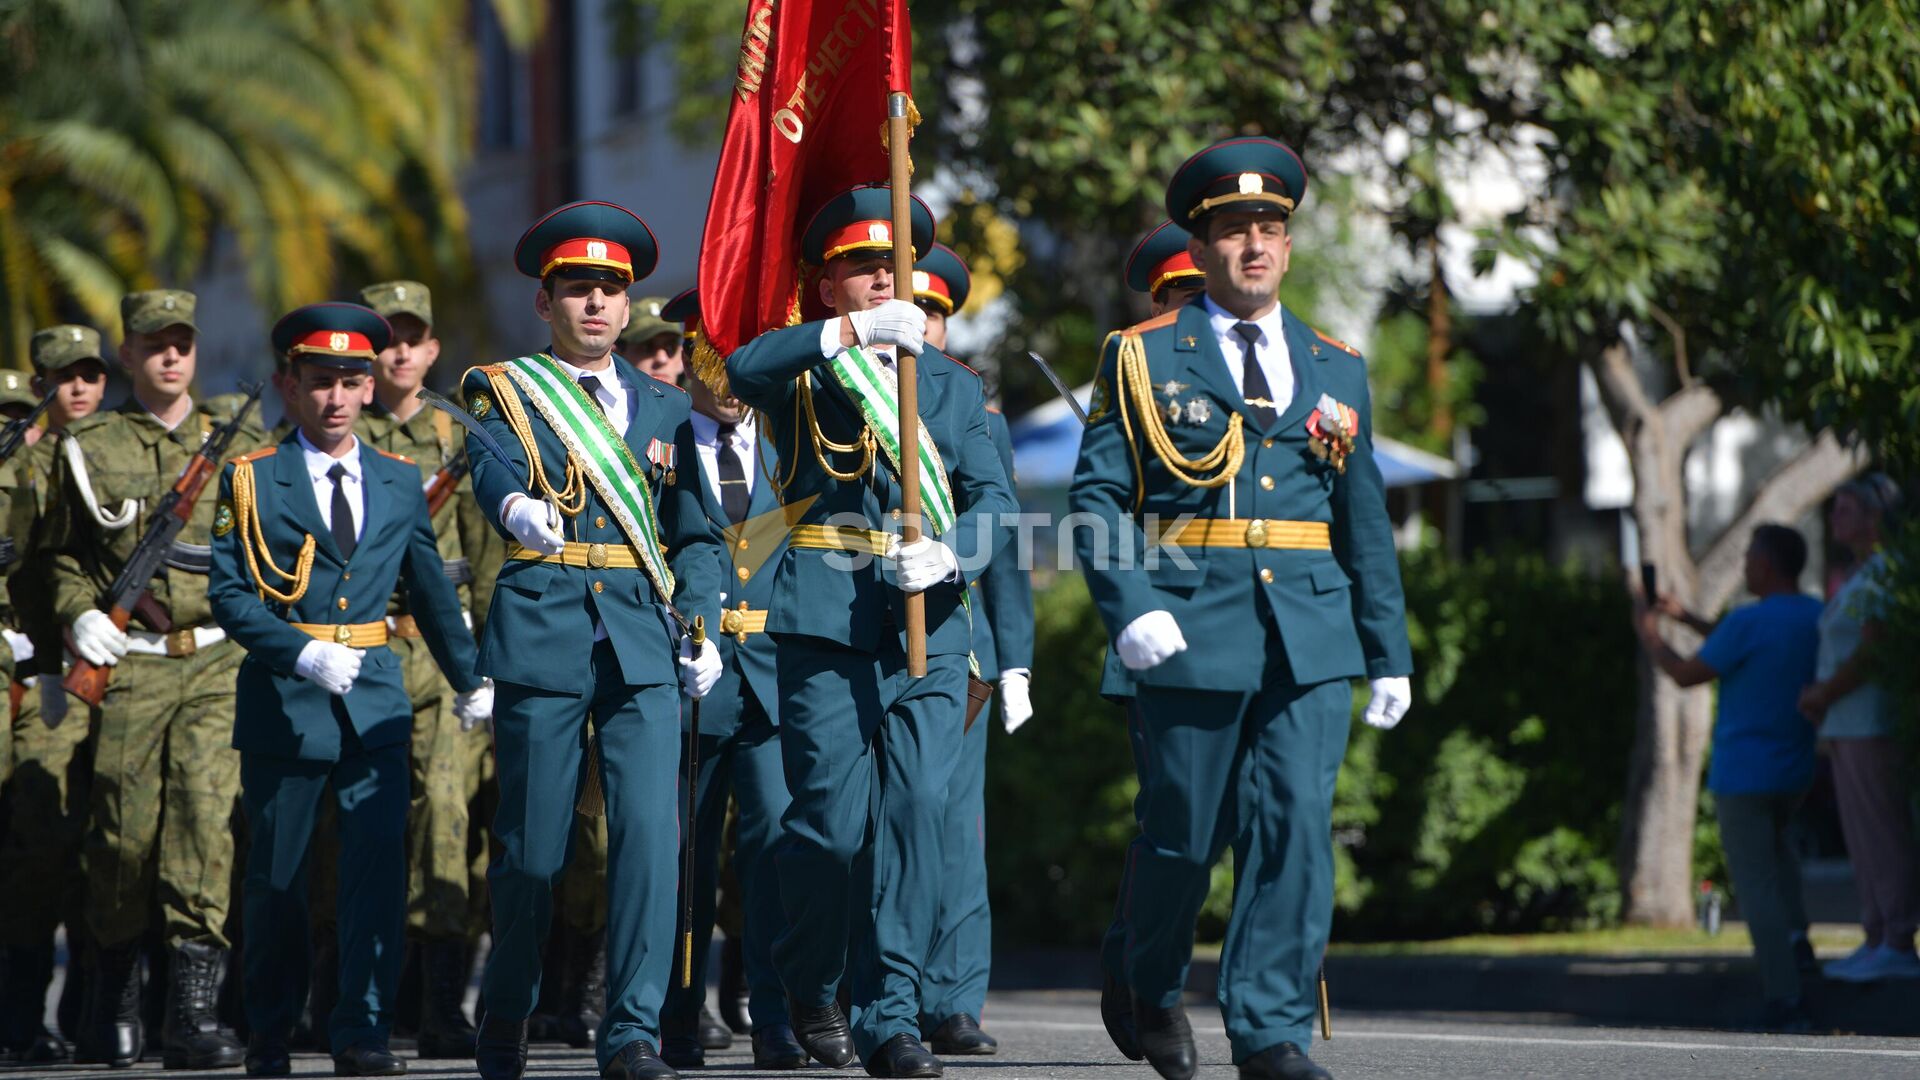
[
  {"left": 717, "top": 936, "right": 750, "bottom": 1035},
  {"left": 1, "top": 943, "right": 72, "bottom": 1062},
  {"left": 553, "top": 927, "right": 606, "bottom": 1050},
  {"left": 76, "top": 943, "right": 142, "bottom": 1067},
  {"left": 162, "top": 941, "right": 245, "bottom": 1069},
  {"left": 416, "top": 939, "right": 479, "bottom": 1058},
  {"left": 307, "top": 936, "right": 340, "bottom": 1053}
]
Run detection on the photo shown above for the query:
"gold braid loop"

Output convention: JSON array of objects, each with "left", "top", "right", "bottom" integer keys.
[
  {"left": 1114, "top": 330, "right": 1243, "bottom": 510},
  {"left": 232, "top": 459, "right": 315, "bottom": 604},
  {"left": 486, "top": 369, "right": 588, "bottom": 516},
  {"left": 797, "top": 372, "right": 874, "bottom": 482}
]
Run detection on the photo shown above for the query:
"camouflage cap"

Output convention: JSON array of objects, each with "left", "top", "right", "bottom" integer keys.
[
  {"left": 359, "top": 280, "right": 433, "bottom": 328},
  {"left": 620, "top": 296, "right": 679, "bottom": 348},
  {"left": 30, "top": 324, "right": 106, "bottom": 373},
  {"left": 0, "top": 369, "right": 36, "bottom": 409},
  {"left": 121, "top": 289, "right": 198, "bottom": 336}
]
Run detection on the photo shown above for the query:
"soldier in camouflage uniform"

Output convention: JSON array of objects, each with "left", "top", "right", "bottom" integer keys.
[
  {"left": 46, "top": 290, "right": 268, "bottom": 1070},
  {"left": 0, "top": 328, "right": 109, "bottom": 1064},
  {"left": 353, "top": 280, "right": 494, "bottom": 1058}
]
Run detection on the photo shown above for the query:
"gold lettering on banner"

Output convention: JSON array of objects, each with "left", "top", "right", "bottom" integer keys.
[
  {"left": 766, "top": 0, "right": 889, "bottom": 146},
  {"left": 735, "top": 0, "right": 778, "bottom": 102}
]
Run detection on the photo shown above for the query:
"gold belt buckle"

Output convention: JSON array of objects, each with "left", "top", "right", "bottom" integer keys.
[
  {"left": 166, "top": 628, "right": 197, "bottom": 658},
  {"left": 1244, "top": 519, "right": 1269, "bottom": 548},
  {"left": 586, "top": 542, "right": 609, "bottom": 569},
  {"left": 721, "top": 603, "right": 749, "bottom": 643},
  {"left": 333, "top": 625, "right": 354, "bottom": 645}
]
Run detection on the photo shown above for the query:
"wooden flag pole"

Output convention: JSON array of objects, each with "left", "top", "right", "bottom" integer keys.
[{"left": 887, "top": 91, "right": 927, "bottom": 678}]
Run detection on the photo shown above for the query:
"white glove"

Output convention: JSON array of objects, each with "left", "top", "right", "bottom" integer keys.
[
  {"left": 454, "top": 679, "right": 495, "bottom": 732},
  {"left": 1116, "top": 610, "right": 1187, "bottom": 671},
  {"left": 999, "top": 669, "right": 1033, "bottom": 734},
  {"left": 295, "top": 641, "right": 365, "bottom": 696},
  {"left": 72, "top": 610, "right": 130, "bottom": 667},
  {"left": 846, "top": 299, "right": 926, "bottom": 356},
  {"left": 884, "top": 535, "right": 960, "bottom": 594},
  {"left": 678, "top": 637, "right": 722, "bottom": 700},
  {"left": 3, "top": 629, "right": 33, "bottom": 665},
  {"left": 1364, "top": 676, "right": 1413, "bottom": 730},
  {"left": 502, "top": 494, "right": 566, "bottom": 556},
  {"left": 38, "top": 676, "right": 69, "bottom": 730}
]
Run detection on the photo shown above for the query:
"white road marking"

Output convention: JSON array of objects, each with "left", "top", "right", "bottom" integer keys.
[{"left": 987, "top": 1019, "right": 1920, "bottom": 1059}]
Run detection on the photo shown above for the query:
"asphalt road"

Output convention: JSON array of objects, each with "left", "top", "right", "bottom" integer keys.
[{"left": 28, "top": 991, "right": 1920, "bottom": 1080}]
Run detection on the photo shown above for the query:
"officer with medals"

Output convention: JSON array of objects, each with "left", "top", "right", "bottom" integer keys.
[
  {"left": 351, "top": 280, "right": 497, "bottom": 1058},
  {"left": 460, "top": 202, "right": 724, "bottom": 1080},
  {"left": 207, "top": 302, "right": 492, "bottom": 1077},
  {"left": 1127, "top": 222, "right": 1207, "bottom": 317},
  {"left": 907, "top": 245, "right": 1034, "bottom": 1058},
  {"left": 656, "top": 287, "right": 807, "bottom": 1071},
  {"left": 45, "top": 289, "right": 268, "bottom": 1070},
  {"left": 725, "top": 185, "right": 1016, "bottom": 1079},
  {"left": 1071, "top": 138, "right": 1414, "bottom": 1080}
]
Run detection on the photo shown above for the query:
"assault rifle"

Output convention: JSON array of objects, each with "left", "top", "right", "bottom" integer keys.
[
  {"left": 0, "top": 386, "right": 59, "bottom": 467},
  {"left": 64, "top": 383, "right": 265, "bottom": 706}
]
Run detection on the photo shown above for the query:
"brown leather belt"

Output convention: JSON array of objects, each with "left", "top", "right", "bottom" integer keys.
[
  {"left": 388, "top": 615, "right": 422, "bottom": 639},
  {"left": 290, "top": 621, "right": 389, "bottom": 648},
  {"left": 1151, "top": 518, "right": 1332, "bottom": 550}
]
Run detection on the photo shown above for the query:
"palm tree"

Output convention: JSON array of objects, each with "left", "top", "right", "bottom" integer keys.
[{"left": 0, "top": 0, "right": 541, "bottom": 360}]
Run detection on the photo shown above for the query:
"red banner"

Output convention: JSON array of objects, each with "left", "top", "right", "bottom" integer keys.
[{"left": 698, "top": 0, "right": 912, "bottom": 359}]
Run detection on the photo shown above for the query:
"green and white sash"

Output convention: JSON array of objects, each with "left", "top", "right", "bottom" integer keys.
[
  {"left": 503, "top": 354, "right": 675, "bottom": 599},
  {"left": 825, "top": 346, "right": 958, "bottom": 535}
]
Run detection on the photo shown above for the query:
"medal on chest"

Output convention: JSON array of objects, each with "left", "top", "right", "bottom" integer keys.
[{"left": 1305, "top": 393, "right": 1358, "bottom": 473}]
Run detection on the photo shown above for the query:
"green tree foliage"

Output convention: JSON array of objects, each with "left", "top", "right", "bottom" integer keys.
[{"left": 0, "top": 0, "right": 541, "bottom": 358}]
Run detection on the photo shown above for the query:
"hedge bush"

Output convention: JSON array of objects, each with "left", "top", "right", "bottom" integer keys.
[{"left": 986, "top": 548, "right": 1697, "bottom": 947}]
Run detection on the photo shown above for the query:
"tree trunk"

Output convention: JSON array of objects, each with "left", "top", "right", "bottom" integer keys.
[{"left": 1590, "top": 334, "right": 1871, "bottom": 926}]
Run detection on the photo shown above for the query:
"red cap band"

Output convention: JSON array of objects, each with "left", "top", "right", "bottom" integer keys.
[
  {"left": 289, "top": 330, "right": 375, "bottom": 357},
  {"left": 540, "top": 237, "right": 634, "bottom": 279},
  {"left": 1150, "top": 251, "right": 1203, "bottom": 295},
  {"left": 912, "top": 270, "right": 954, "bottom": 313},
  {"left": 822, "top": 220, "right": 895, "bottom": 263}
]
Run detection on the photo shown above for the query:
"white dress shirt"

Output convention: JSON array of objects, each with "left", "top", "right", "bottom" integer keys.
[
  {"left": 297, "top": 430, "right": 366, "bottom": 542},
  {"left": 1202, "top": 295, "right": 1293, "bottom": 415},
  {"left": 550, "top": 353, "right": 633, "bottom": 435},
  {"left": 688, "top": 409, "right": 756, "bottom": 507}
]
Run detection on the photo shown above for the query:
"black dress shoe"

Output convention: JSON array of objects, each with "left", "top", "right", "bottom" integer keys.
[
  {"left": 1101, "top": 973, "right": 1142, "bottom": 1061},
  {"left": 475, "top": 1015, "right": 529, "bottom": 1080},
  {"left": 1133, "top": 1001, "right": 1196, "bottom": 1080},
  {"left": 660, "top": 1034, "right": 704, "bottom": 1070},
  {"left": 924, "top": 1014, "right": 997, "bottom": 1056},
  {"left": 717, "top": 938, "right": 750, "bottom": 1036},
  {"left": 751, "top": 1025, "right": 809, "bottom": 1070},
  {"left": 863, "top": 1033, "right": 942, "bottom": 1078},
  {"left": 1237, "top": 1042, "right": 1332, "bottom": 1080},
  {"left": 697, "top": 1005, "right": 732, "bottom": 1051},
  {"left": 333, "top": 1042, "right": 408, "bottom": 1076},
  {"left": 244, "top": 1037, "right": 291, "bottom": 1078},
  {"left": 602, "top": 1040, "right": 679, "bottom": 1080},
  {"left": 787, "top": 998, "right": 857, "bottom": 1068}
]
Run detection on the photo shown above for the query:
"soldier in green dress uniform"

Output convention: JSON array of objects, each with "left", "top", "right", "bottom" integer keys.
[
  {"left": 1071, "top": 138, "right": 1414, "bottom": 1080},
  {"left": 208, "top": 302, "right": 491, "bottom": 1077},
  {"left": 723, "top": 185, "right": 1016, "bottom": 1079}
]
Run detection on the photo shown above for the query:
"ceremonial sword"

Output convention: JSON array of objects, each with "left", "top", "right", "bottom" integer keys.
[{"left": 1024, "top": 350, "right": 1088, "bottom": 426}]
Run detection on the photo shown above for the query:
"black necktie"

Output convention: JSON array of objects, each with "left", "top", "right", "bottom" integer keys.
[
  {"left": 578, "top": 375, "right": 607, "bottom": 417},
  {"left": 327, "top": 463, "right": 356, "bottom": 559},
  {"left": 715, "top": 423, "right": 750, "bottom": 525},
  {"left": 1233, "top": 321, "right": 1278, "bottom": 427}
]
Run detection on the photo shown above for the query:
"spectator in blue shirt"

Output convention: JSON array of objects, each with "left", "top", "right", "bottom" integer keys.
[{"left": 1635, "top": 524, "right": 1823, "bottom": 1032}]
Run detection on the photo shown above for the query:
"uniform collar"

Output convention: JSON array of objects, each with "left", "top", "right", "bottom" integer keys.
[
  {"left": 296, "top": 428, "right": 363, "bottom": 484},
  {"left": 1201, "top": 294, "right": 1285, "bottom": 347},
  {"left": 689, "top": 409, "right": 753, "bottom": 448}
]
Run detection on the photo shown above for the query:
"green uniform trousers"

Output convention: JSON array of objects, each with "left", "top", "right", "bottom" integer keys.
[
  {"left": 84, "top": 643, "right": 243, "bottom": 948},
  {"left": 1118, "top": 671, "right": 1351, "bottom": 1063},
  {"left": 480, "top": 640, "right": 680, "bottom": 1070},
  {"left": 240, "top": 733, "right": 410, "bottom": 1052},
  {"left": 0, "top": 682, "right": 91, "bottom": 946},
  {"left": 771, "top": 636, "right": 966, "bottom": 1060},
  {"left": 921, "top": 703, "right": 991, "bottom": 1026},
  {"left": 663, "top": 697, "right": 790, "bottom": 1033}
]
